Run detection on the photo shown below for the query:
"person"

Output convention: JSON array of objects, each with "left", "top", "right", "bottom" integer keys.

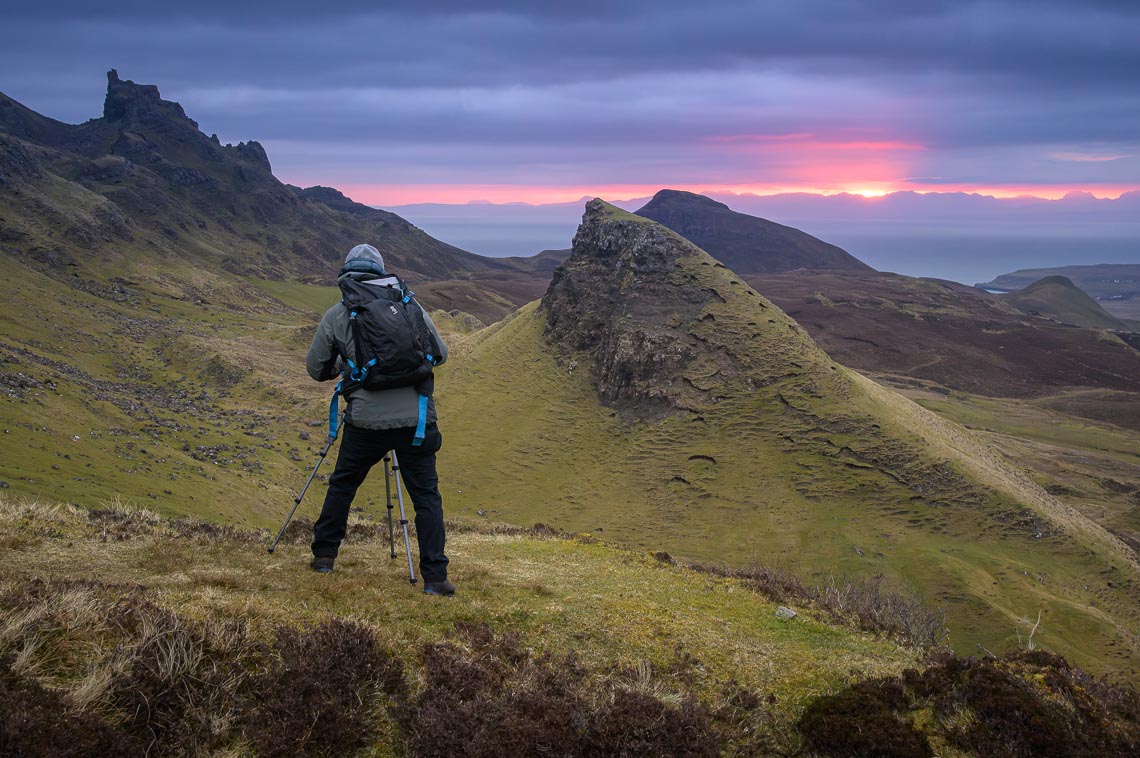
[{"left": 305, "top": 244, "right": 454, "bottom": 596}]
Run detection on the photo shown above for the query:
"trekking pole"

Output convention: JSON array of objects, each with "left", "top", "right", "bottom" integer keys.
[
  {"left": 383, "top": 454, "right": 396, "bottom": 559},
  {"left": 268, "top": 390, "right": 343, "bottom": 554},
  {"left": 390, "top": 450, "right": 417, "bottom": 584}
]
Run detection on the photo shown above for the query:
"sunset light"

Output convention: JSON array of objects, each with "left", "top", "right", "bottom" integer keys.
[
  {"left": 2, "top": 6, "right": 1140, "bottom": 747},
  {"left": 839, "top": 187, "right": 891, "bottom": 198},
  {"left": 328, "top": 181, "right": 1138, "bottom": 207}
]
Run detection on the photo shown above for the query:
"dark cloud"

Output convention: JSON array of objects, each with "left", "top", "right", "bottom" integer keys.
[{"left": 0, "top": 1, "right": 1137, "bottom": 196}]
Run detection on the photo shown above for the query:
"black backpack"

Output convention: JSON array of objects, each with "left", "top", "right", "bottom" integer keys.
[{"left": 337, "top": 276, "right": 440, "bottom": 396}]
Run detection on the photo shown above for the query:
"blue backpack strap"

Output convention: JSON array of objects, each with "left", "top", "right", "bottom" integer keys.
[
  {"left": 412, "top": 393, "right": 429, "bottom": 447},
  {"left": 328, "top": 381, "right": 343, "bottom": 441}
]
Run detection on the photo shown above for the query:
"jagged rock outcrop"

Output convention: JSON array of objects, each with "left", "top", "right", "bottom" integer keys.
[
  {"left": 542, "top": 199, "right": 826, "bottom": 414},
  {"left": 104, "top": 69, "right": 196, "bottom": 127},
  {"left": 232, "top": 140, "right": 272, "bottom": 173}
]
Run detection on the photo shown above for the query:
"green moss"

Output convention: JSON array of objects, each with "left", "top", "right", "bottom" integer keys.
[
  {"left": 247, "top": 278, "right": 341, "bottom": 316},
  {"left": 594, "top": 199, "right": 654, "bottom": 224}
]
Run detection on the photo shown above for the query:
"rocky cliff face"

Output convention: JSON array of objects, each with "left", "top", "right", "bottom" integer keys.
[
  {"left": 542, "top": 199, "right": 829, "bottom": 415},
  {"left": 104, "top": 69, "right": 194, "bottom": 126}
]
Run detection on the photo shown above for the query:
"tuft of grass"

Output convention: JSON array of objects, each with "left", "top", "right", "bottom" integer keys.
[{"left": 1, "top": 653, "right": 145, "bottom": 756}]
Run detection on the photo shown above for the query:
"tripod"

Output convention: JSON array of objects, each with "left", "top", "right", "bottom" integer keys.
[
  {"left": 267, "top": 421, "right": 416, "bottom": 584},
  {"left": 267, "top": 426, "right": 340, "bottom": 555},
  {"left": 384, "top": 450, "right": 418, "bottom": 584}
]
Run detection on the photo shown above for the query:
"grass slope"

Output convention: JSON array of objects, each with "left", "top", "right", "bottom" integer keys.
[
  {"left": 435, "top": 202, "right": 1140, "bottom": 677},
  {"left": 2, "top": 194, "right": 1137, "bottom": 681},
  {"left": 1003, "top": 275, "right": 1128, "bottom": 330},
  {"left": 895, "top": 384, "right": 1140, "bottom": 561},
  {"left": 0, "top": 250, "right": 347, "bottom": 527},
  {"left": 0, "top": 495, "right": 924, "bottom": 754}
]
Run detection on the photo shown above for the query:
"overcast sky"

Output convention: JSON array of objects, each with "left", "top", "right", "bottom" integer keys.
[{"left": 2, "top": 0, "right": 1138, "bottom": 204}]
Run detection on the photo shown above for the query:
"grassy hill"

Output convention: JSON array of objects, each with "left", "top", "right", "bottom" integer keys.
[
  {"left": 1003, "top": 275, "right": 1128, "bottom": 330},
  {"left": 435, "top": 200, "right": 1140, "bottom": 677},
  {"left": 2, "top": 193, "right": 1137, "bottom": 679},
  {"left": 980, "top": 264, "right": 1140, "bottom": 322},
  {"left": 3, "top": 495, "right": 1138, "bottom": 756}
]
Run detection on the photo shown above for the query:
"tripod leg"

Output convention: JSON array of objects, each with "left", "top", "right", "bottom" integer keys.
[
  {"left": 268, "top": 436, "right": 335, "bottom": 553},
  {"left": 390, "top": 451, "right": 417, "bottom": 585},
  {"left": 384, "top": 454, "right": 396, "bottom": 559}
]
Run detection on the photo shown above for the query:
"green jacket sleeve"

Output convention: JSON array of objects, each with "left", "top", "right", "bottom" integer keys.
[{"left": 306, "top": 306, "right": 341, "bottom": 381}]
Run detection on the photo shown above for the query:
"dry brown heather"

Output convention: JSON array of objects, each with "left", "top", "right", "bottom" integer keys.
[{"left": 1, "top": 496, "right": 1137, "bottom": 756}]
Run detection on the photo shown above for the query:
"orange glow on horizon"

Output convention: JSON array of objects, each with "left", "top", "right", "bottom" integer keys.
[
  {"left": 324, "top": 181, "right": 1139, "bottom": 206},
  {"left": 289, "top": 130, "right": 1137, "bottom": 207}
]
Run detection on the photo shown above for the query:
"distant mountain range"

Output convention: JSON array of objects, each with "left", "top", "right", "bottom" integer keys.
[
  {"left": 698, "top": 188, "right": 1140, "bottom": 222},
  {"left": 396, "top": 188, "right": 1140, "bottom": 222},
  {"left": 391, "top": 190, "right": 1140, "bottom": 283}
]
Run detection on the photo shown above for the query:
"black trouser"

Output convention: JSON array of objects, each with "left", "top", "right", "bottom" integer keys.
[{"left": 311, "top": 422, "right": 448, "bottom": 582}]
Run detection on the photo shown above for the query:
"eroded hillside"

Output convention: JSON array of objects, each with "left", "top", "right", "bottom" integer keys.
[
  {"left": 0, "top": 71, "right": 549, "bottom": 323},
  {"left": 437, "top": 200, "right": 1140, "bottom": 676}
]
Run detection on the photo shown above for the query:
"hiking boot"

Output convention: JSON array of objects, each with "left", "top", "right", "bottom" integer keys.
[
  {"left": 423, "top": 579, "right": 455, "bottom": 596},
  {"left": 310, "top": 556, "right": 335, "bottom": 573}
]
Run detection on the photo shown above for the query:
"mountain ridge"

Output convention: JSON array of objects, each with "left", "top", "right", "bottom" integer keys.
[
  {"left": 634, "top": 188, "right": 873, "bottom": 274},
  {"left": 0, "top": 70, "right": 552, "bottom": 322}
]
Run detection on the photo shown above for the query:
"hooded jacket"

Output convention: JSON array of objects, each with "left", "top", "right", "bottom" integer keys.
[{"left": 306, "top": 269, "right": 448, "bottom": 430}]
